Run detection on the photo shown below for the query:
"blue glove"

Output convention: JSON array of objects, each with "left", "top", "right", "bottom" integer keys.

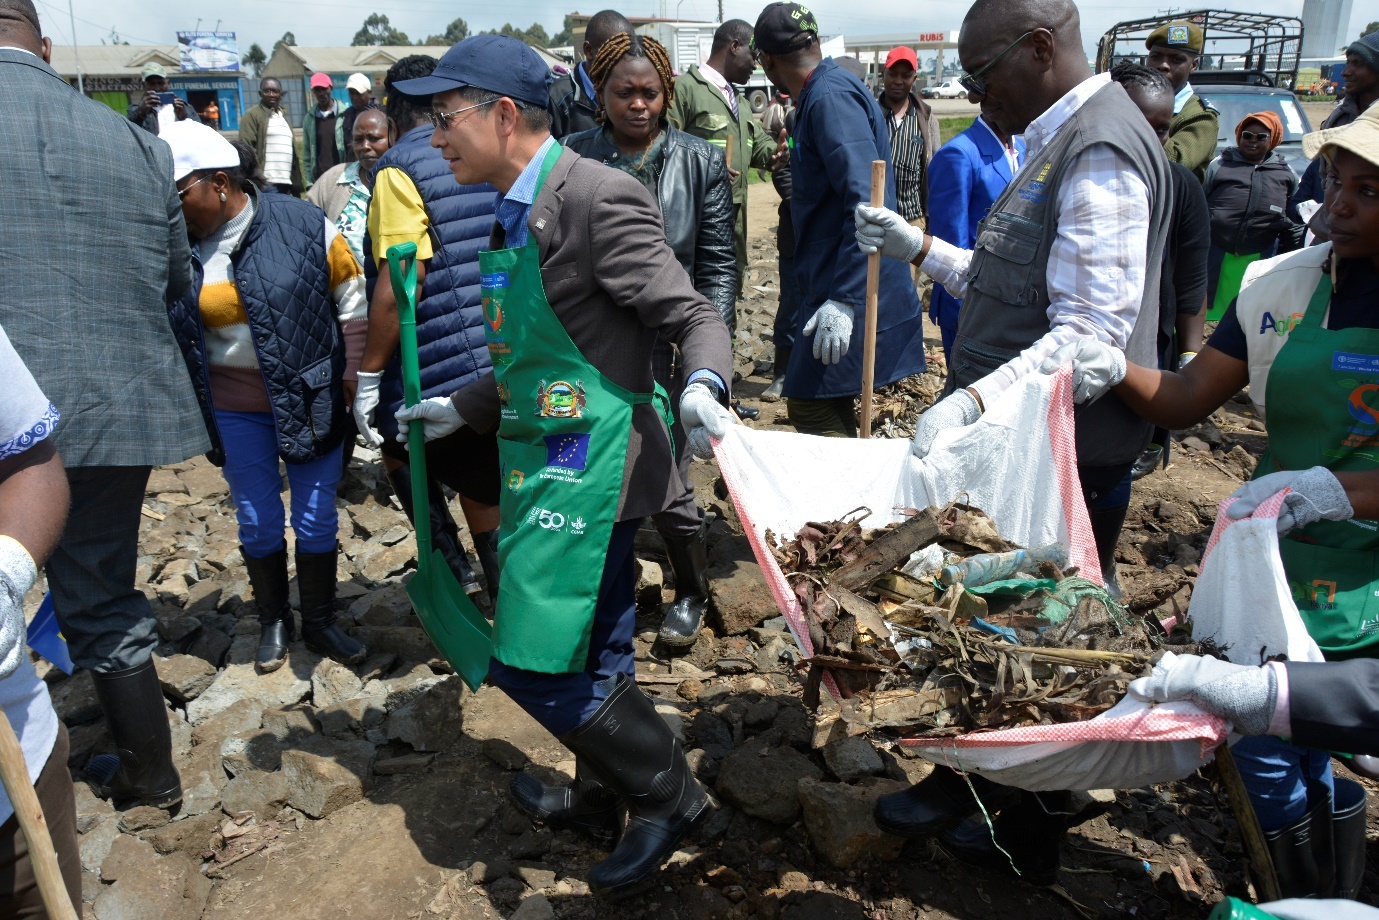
[
  {"left": 1226, "top": 466, "right": 1353, "bottom": 535},
  {"left": 911, "top": 389, "right": 981, "bottom": 459},
  {"left": 803, "top": 300, "right": 854, "bottom": 365}
]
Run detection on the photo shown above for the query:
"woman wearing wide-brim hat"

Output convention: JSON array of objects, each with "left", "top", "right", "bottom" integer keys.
[{"left": 1049, "top": 104, "right": 1379, "bottom": 901}]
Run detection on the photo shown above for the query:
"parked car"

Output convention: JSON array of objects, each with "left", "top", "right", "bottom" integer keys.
[
  {"left": 1193, "top": 72, "right": 1315, "bottom": 178},
  {"left": 920, "top": 78, "right": 967, "bottom": 99}
]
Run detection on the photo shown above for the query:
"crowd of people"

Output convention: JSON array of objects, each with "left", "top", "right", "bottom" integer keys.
[{"left": 0, "top": 0, "right": 1377, "bottom": 912}]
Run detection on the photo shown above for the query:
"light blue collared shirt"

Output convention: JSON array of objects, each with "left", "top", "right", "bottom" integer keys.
[
  {"left": 495, "top": 135, "right": 558, "bottom": 249},
  {"left": 1173, "top": 82, "right": 1194, "bottom": 115}
]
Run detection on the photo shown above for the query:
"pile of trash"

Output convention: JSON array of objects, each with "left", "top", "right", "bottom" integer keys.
[{"left": 767, "top": 502, "right": 1216, "bottom": 740}]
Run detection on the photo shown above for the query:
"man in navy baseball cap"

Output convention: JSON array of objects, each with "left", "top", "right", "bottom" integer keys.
[
  {"left": 390, "top": 31, "right": 734, "bottom": 899},
  {"left": 392, "top": 33, "right": 552, "bottom": 107}
]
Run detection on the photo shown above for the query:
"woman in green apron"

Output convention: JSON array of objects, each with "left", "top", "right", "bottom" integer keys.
[
  {"left": 387, "top": 35, "right": 736, "bottom": 897},
  {"left": 1045, "top": 106, "right": 1379, "bottom": 899}
]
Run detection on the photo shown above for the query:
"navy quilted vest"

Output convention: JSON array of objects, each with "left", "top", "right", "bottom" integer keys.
[
  {"left": 363, "top": 125, "right": 498, "bottom": 440},
  {"left": 168, "top": 190, "right": 346, "bottom": 466}
]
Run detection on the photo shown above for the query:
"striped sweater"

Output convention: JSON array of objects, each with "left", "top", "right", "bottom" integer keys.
[{"left": 196, "top": 196, "right": 367, "bottom": 412}]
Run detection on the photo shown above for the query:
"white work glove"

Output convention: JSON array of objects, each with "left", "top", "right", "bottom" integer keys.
[
  {"left": 679, "top": 382, "right": 735, "bottom": 460},
  {"left": 854, "top": 204, "right": 926, "bottom": 263},
  {"left": 803, "top": 300, "right": 854, "bottom": 365},
  {"left": 395, "top": 396, "right": 465, "bottom": 446},
  {"left": 1039, "top": 340, "right": 1127, "bottom": 405},
  {"left": 352, "top": 371, "right": 384, "bottom": 447},
  {"left": 911, "top": 388, "right": 981, "bottom": 459},
  {"left": 1128, "top": 653, "right": 1276, "bottom": 736},
  {"left": 1226, "top": 466, "right": 1353, "bottom": 535},
  {"left": 0, "top": 536, "right": 37, "bottom": 680}
]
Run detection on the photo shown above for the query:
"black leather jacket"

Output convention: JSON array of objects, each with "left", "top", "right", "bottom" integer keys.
[
  {"left": 564, "top": 124, "right": 737, "bottom": 327},
  {"left": 547, "top": 66, "right": 599, "bottom": 140}
]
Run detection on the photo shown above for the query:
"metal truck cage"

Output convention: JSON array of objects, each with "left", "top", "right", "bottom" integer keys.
[{"left": 1095, "top": 11, "right": 1304, "bottom": 90}]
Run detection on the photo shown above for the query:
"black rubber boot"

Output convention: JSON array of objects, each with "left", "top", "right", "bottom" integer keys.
[
  {"left": 474, "top": 528, "right": 501, "bottom": 604},
  {"left": 938, "top": 790, "right": 1074, "bottom": 886},
  {"left": 1087, "top": 503, "right": 1129, "bottom": 600},
  {"left": 873, "top": 767, "right": 1014, "bottom": 838},
  {"left": 385, "top": 465, "right": 483, "bottom": 596},
  {"left": 657, "top": 522, "right": 710, "bottom": 647},
  {"left": 296, "top": 547, "right": 367, "bottom": 665},
  {"left": 509, "top": 763, "right": 622, "bottom": 850},
  {"left": 1265, "top": 781, "right": 1336, "bottom": 899},
  {"left": 243, "top": 548, "right": 293, "bottom": 672},
  {"left": 86, "top": 659, "right": 182, "bottom": 810},
  {"left": 561, "top": 673, "right": 715, "bottom": 897},
  {"left": 1332, "top": 776, "right": 1367, "bottom": 899},
  {"left": 762, "top": 346, "right": 791, "bottom": 401},
  {"left": 1131, "top": 444, "right": 1163, "bottom": 481}
]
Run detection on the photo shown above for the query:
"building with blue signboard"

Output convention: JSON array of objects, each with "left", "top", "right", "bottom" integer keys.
[{"left": 48, "top": 45, "right": 244, "bottom": 131}]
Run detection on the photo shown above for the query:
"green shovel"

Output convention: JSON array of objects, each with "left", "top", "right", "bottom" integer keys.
[{"left": 386, "top": 241, "right": 493, "bottom": 691}]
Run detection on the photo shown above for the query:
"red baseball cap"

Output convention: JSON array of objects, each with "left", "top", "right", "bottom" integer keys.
[
  {"left": 885, "top": 47, "right": 918, "bottom": 70},
  {"left": 309, "top": 72, "right": 333, "bottom": 89}
]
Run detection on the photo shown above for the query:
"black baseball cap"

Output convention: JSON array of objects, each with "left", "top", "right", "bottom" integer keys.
[
  {"left": 753, "top": 2, "right": 819, "bottom": 56},
  {"left": 392, "top": 34, "right": 552, "bottom": 107}
]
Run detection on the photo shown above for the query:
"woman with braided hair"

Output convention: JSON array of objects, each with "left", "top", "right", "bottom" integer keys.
[{"left": 565, "top": 31, "right": 736, "bottom": 649}]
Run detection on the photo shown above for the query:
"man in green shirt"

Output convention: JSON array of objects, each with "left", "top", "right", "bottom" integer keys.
[{"left": 1146, "top": 21, "right": 1219, "bottom": 181}]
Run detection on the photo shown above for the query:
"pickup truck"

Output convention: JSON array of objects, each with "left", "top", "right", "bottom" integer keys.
[{"left": 921, "top": 78, "right": 967, "bottom": 99}]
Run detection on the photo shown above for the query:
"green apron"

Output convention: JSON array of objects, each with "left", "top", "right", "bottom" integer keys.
[
  {"left": 1259, "top": 273, "right": 1379, "bottom": 658},
  {"left": 478, "top": 142, "right": 672, "bottom": 673},
  {"left": 1207, "top": 251, "right": 1261, "bottom": 322}
]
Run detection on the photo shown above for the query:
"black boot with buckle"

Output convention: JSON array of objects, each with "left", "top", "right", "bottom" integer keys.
[
  {"left": 296, "top": 546, "right": 367, "bottom": 665},
  {"left": 657, "top": 521, "right": 710, "bottom": 647},
  {"left": 244, "top": 547, "right": 293, "bottom": 671}
]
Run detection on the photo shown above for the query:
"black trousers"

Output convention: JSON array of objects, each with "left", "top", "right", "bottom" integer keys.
[{"left": 46, "top": 466, "right": 158, "bottom": 672}]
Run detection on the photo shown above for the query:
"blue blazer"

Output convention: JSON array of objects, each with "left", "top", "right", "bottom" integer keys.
[{"left": 926, "top": 120, "right": 1026, "bottom": 329}]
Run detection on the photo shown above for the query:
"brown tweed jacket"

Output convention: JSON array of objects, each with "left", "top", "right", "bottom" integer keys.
[{"left": 453, "top": 146, "right": 733, "bottom": 522}]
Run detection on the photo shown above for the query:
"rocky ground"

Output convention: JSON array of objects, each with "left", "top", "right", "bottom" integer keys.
[{"left": 29, "top": 183, "right": 1376, "bottom": 920}]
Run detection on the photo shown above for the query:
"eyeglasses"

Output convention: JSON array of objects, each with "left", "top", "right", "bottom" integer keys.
[
  {"left": 1240, "top": 130, "right": 1271, "bottom": 142},
  {"left": 959, "top": 30, "right": 1036, "bottom": 96},
  {"left": 426, "top": 98, "right": 500, "bottom": 130},
  {"left": 178, "top": 174, "right": 211, "bottom": 199}
]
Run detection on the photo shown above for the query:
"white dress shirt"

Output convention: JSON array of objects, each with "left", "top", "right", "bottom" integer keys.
[
  {"left": 263, "top": 109, "right": 295, "bottom": 185},
  {"left": 920, "top": 72, "right": 1151, "bottom": 408}
]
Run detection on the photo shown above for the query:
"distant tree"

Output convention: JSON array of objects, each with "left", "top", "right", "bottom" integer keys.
[
  {"left": 552, "top": 14, "right": 577, "bottom": 46},
  {"left": 273, "top": 31, "right": 296, "bottom": 53},
  {"left": 486, "top": 22, "right": 551, "bottom": 47},
  {"left": 422, "top": 17, "right": 469, "bottom": 46},
  {"left": 1362, "top": 21, "right": 1379, "bottom": 39},
  {"left": 352, "top": 13, "right": 409, "bottom": 47},
  {"left": 242, "top": 42, "right": 267, "bottom": 77}
]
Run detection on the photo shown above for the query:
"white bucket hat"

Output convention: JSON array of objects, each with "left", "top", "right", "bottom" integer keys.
[
  {"left": 1303, "top": 104, "right": 1379, "bottom": 167},
  {"left": 161, "top": 120, "right": 239, "bottom": 182}
]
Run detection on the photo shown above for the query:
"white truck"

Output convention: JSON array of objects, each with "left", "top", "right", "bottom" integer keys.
[
  {"left": 640, "top": 19, "right": 776, "bottom": 113},
  {"left": 920, "top": 77, "right": 966, "bottom": 99}
]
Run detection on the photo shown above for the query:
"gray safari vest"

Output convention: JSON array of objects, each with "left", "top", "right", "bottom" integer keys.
[{"left": 946, "top": 81, "right": 1172, "bottom": 468}]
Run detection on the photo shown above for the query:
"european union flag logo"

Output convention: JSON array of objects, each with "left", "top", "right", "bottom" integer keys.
[{"left": 544, "top": 433, "right": 590, "bottom": 471}]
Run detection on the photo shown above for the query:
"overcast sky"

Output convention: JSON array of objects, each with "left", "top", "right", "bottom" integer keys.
[{"left": 33, "top": 0, "right": 1374, "bottom": 63}]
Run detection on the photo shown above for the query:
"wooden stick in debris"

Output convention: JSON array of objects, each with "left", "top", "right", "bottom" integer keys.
[
  {"left": 859, "top": 159, "right": 885, "bottom": 439},
  {"left": 832, "top": 508, "right": 940, "bottom": 592},
  {"left": 1215, "top": 746, "right": 1282, "bottom": 901},
  {"left": 0, "top": 711, "right": 78, "bottom": 920}
]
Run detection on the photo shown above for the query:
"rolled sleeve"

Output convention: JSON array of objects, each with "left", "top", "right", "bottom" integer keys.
[{"left": 0, "top": 324, "right": 57, "bottom": 460}]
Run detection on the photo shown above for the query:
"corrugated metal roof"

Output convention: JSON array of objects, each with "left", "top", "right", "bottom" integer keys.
[
  {"left": 47, "top": 44, "right": 182, "bottom": 77},
  {"left": 261, "top": 43, "right": 566, "bottom": 78}
]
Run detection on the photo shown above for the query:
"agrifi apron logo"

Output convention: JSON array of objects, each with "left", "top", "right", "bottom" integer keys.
[
  {"left": 535, "top": 380, "right": 587, "bottom": 418},
  {"left": 506, "top": 470, "right": 525, "bottom": 492},
  {"left": 1340, "top": 381, "right": 1379, "bottom": 450},
  {"left": 1259, "top": 311, "right": 1304, "bottom": 337}
]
